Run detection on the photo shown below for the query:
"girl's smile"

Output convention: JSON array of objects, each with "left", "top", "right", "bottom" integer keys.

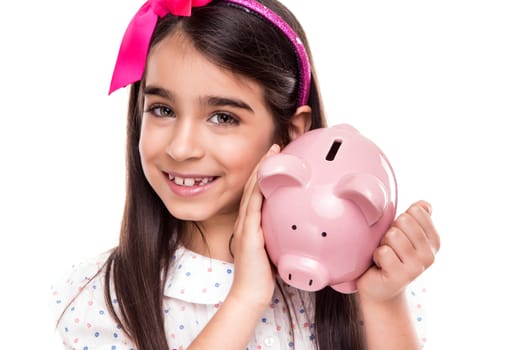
[{"left": 164, "top": 171, "right": 218, "bottom": 197}]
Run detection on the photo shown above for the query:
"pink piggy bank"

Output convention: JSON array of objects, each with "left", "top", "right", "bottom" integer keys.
[{"left": 257, "top": 123, "right": 397, "bottom": 293}]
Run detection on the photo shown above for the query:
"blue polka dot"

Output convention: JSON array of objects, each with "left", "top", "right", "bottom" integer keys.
[
  {"left": 92, "top": 285, "right": 97, "bottom": 289},
  {"left": 309, "top": 334, "right": 315, "bottom": 340},
  {"left": 299, "top": 308, "right": 305, "bottom": 313},
  {"left": 64, "top": 327, "right": 69, "bottom": 333},
  {"left": 94, "top": 332, "right": 100, "bottom": 337},
  {"left": 288, "top": 342, "right": 294, "bottom": 347},
  {"left": 178, "top": 264, "right": 183, "bottom": 269},
  {"left": 226, "top": 268, "right": 232, "bottom": 274},
  {"left": 417, "top": 317, "right": 423, "bottom": 322},
  {"left": 214, "top": 283, "right": 220, "bottom": 287},
  {"left": 261, "top": 317, "right": 267, "bottom": 323},
  {"left": 70, "top": 306, "right": 75, "bottom": 311},
  {"left": 83, "top": 347, "right": 88, "bottom": 350},
  {"left": 179, "top": 325, "right": 185, "bottom": 330},
  {"left": 113, "top": 333, "right": 118, "bottom": 338},
  {"left": 112, "top": 346, "right": 116, "bottom": 350},
  {"left": 186, "top": 272, "right": 191, "bottom": 276},
  {"left": 55, "top": 300, "right": 62, "bottom": 304},
  {"left": 99, "top": 310, "right": 105, "bottom": 315},
  {"left": 273, "top": 298, "right": 280, "bottom": 304}
]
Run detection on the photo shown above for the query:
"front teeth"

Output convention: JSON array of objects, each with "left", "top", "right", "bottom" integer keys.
[{"left": 168, "top": 174, "right": 213, "bottom": 186}]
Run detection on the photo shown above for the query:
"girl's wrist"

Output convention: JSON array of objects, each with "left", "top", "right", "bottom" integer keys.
[
  {"left": 358, "top": 288, "right": 407, "bottom": 311},
  {"left": 226, "top": 287, "right": 272, "bottom": 313}
]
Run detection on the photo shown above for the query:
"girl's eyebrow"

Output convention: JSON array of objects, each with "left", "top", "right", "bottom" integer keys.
[
  {"left": 205, "top": 96, "right": 254, "bottom": 113},
  {"left": 143, "top": 85, "right": 254, "bottom": 113},
  {"left": 144, "top": 85, "right": 173, "bottom": 100}
]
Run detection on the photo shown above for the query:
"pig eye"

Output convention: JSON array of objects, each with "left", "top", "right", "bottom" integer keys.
[
  {"left": 291, "top": 225, "right": 297, "bottom": 230},
  {"left": 321, "top": 232, "right": 327, "bottom": 237}
]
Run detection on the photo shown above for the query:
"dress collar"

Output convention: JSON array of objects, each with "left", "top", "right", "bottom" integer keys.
[{"left": 163, "top": 246, "right": 235, "bottom": 305}]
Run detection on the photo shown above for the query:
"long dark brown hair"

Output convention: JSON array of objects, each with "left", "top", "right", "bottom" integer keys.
[{"left": 101, "top": 0, "right": 365, "bottom": 349}]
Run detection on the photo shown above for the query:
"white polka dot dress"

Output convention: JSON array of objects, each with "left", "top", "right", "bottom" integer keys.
[{"left": 50, "top": 246, "right": 427, "bottom": 349}]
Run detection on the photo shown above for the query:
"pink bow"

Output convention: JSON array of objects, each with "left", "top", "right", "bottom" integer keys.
[{"left": 109, "top": 0, "right": 212, "bottom": 94}]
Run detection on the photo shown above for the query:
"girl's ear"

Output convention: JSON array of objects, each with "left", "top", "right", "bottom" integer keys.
[{"left": 288, "top": 105, "right": 312, "bottom": 141}]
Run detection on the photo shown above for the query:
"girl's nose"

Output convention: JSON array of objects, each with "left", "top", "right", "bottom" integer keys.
[{"left": 166, "top": 119, "right": 205, "bottom": 161}]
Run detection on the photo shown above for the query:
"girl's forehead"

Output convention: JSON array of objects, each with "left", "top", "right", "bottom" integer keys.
[{"left": 145, "top": 32, "right": 265, "bottom": 103}]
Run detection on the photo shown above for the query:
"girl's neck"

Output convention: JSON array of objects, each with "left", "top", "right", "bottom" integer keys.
[{"left": 182, "top": 215, "right": 236, "bottom": 263}]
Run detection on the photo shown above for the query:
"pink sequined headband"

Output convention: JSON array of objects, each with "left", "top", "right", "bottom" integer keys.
[{"left": 108, "top": 0, "right": 312, "bottom": 106}]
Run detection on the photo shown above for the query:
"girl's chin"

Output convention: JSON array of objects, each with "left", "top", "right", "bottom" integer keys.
[
  {"left": 166, "top": 204, "right": 239, "bottom": 223},
  {"left": 168, "top": 210, "right": 209, "bottom": 222}
]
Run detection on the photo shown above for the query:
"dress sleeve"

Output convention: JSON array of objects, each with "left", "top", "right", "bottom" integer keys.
[
  {"left": 49, "top": 251, "right": 125, "bottom": 349},
  {"left": 49, "top": 252, "right": 110, "bottom": 325}
]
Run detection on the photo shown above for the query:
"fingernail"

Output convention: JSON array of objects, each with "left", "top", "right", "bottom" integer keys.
[
  {"left": 270, "top": 144, "right": 280, "bottom": 153},
  {"left": 422, "top": 201, "right": 432, "bottom": 215}
]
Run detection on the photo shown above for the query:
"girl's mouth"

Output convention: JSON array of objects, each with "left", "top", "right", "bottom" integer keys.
[{"left": 167, "top": 173, "right": 217, "bottom": 187}]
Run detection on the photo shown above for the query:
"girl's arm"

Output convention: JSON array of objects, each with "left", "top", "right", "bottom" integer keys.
[
  {"left": 188, "top": 145, "right": 280, "bottom": 350},
  {"left": 357, "top": 201, "right": 440, "bottom": 350},
  {"left": 359, "top": 292, "right": 420, "bottom": 349}
]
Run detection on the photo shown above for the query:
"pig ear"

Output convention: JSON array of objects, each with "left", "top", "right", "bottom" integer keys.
[
  {"left": 333, "top": 173, "right": 388, "bottom": 225},
  {"left": 257, "top": 154, "right": 310, "bottom": 198}
]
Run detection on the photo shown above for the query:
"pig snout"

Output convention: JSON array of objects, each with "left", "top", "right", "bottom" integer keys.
[{"left": 278, "top": 254, "right": 329, "bottom": 292}]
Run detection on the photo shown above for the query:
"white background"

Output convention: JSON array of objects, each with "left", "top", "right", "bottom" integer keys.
[{"left": 1, "top": 0, "right": 524, "bottom": 348}]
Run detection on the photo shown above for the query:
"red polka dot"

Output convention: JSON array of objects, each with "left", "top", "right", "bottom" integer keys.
[
  {"left": 180, "top": 289, "right": 185, "bottom": 294},
  {"left": 74, "top": 318, "right": 80, "bottom": 324},
  {"left": 276, "top": 325, "right": 282, "bottom": 331},
  {"left": 304, "top": 322, "right": 309, "bottom": 328},
  {"left": 88, "top": 300, "right": 93, "bottom": 306},
  {"left": 86, "top": 323, "right": 92, "bottom": 328},
  {"left": 208, "top": 268, "right": 212, "bottom": 272},
  {"left": 73, "top": 338, "right": 79, "bottom": 343},
  {"left": 202, "top": 288, "right": 207, "bottom": 293}
]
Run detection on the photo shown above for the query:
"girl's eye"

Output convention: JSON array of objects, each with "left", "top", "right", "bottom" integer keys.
[
  {"left": 208, "top": 112, "right": 239, "bottom": 126},
  {"left": 145, "top": 105, "right": 174, "bottom": 118}
]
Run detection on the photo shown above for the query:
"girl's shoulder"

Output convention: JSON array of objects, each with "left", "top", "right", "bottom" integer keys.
[
  {"left": 49, "top": 249, "right": 138, "bottom": 349},
  {"left": 49, "top": 249, "right": 113, "bottom": 325}
]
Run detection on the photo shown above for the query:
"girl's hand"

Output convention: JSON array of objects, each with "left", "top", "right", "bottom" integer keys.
[
  {"left": 227, "top": 144, "right": 280, "bottom": 308},
  {"left": 357, "top": 200, "right": 440, "bottom": 302}
]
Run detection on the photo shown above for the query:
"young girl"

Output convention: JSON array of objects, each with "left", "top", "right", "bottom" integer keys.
[{"left": 50, "top": 0, "right": 440, "bottom": 349}]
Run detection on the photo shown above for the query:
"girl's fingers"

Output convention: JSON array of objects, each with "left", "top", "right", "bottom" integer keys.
[
  {"left": 238, "top": 144, "right": 280, "bottom": 218},
  {"left": 234, "top": 144, "right": 280, "bottom": 247},
  {"left": 385, "top": 201, "right": 438, "bottom": 272},
  {"left": 380, "top": 227, "right": 416, "bottom": 265},
  {"left": 372, "top": 245, "right": 403, "bottom": 278},
  {"left": 406, "top": 201, "right": 440, "bottom": 254}
]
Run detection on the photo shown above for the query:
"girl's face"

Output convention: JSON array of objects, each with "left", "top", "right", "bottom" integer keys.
[{"left": 139, "top": 32, "right": 276, "bottom": 224}]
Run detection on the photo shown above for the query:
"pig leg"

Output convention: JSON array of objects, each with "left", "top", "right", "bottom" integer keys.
[{"left": 331, "top": 281, "right": 357, "bottom": 294}]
